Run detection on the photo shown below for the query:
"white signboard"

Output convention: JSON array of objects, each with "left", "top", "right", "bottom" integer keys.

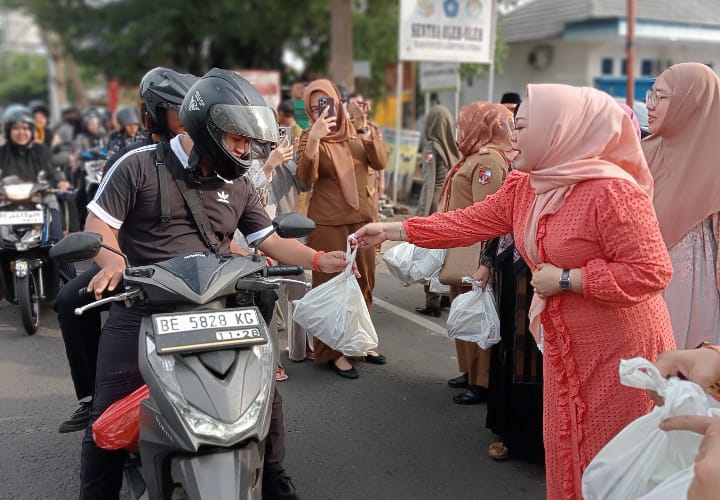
[
  {"left": 420, "top": 62, "right": 460, "bottom": 92},
  {"left": 399, "top": 0, "right": 493, "bottom": 63},
  {"left": 234, "top": 70, "right": 282, "bottom": 109}
]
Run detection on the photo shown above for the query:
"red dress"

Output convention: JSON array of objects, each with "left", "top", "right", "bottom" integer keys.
[{"left": 405, "top": 171, "right": 675, "bottom": 500}]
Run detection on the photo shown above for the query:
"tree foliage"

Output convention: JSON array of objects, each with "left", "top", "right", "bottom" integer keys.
[
  {"left": 5, "top": 0, "right": 333, "bottom": 85},
  {"left": 2, "top": 0, "right": 512, "bottom": 101},
  {"left": 0, "top": 51, "right": 47, "bottom": 106}
]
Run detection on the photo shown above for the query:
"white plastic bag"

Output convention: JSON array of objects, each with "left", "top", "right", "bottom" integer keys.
[
  {"left": 582, "top": 357, "right": 720, "bottom": 500},
  {"left": 383, "top": 242, "right": 446, "bottom": 286},
  {"left": 429, "top": 276, "right": 450, "bottom": 295},
  {"left": 445, "top": 277, "right": 500, "bottom": 349},
  {"left": 292, "top": 242, "right": 378, "bottom": 357}
]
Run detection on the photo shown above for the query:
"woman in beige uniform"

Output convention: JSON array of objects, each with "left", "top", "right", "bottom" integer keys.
[
  {"left": 296, "top": 79, "right": 387, "bottom": 379},
  {"left": 439, "top": 101, "right": 515, "bottom": 404}
]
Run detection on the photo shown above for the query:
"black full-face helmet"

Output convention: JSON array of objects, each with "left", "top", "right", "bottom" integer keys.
[
  {"left": 140, "top": 67, "right": 198, "bottom": 138},
  {"left": 4, "top": 110, "right": 36, "bottom": 146},
  {"left": 180, "top": 68, "right": 277, "bottom": 180}
]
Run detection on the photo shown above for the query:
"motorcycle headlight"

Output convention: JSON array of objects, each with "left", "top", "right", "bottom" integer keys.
[
  {"left": 4, "top": 183, "right": 35, "bottom": 201},
  {"left": 145, "top": 337, "right": 274, "bottom": 446}
]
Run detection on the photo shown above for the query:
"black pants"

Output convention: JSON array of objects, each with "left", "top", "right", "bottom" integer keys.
[
  {"left": 55, "top": 265, "right": 104, "bottom": 401},
  {"left": 80, "top": 298, "right": 286, "bottom": 499}
]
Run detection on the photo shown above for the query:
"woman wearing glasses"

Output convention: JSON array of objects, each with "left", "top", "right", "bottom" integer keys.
[
  {"left": 643, "top": 62, "right": 720, "bottom": 349},
  {"left": 354, "top": 84, "right": 675, "bottom": 500}
]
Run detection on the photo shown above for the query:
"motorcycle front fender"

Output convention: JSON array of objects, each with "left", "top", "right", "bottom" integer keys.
[{"left": 171, "top": 444, "right": 264, "bottom": 500}]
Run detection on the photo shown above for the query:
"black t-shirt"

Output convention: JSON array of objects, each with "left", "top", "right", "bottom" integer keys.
[{"left": 88, "top": 136, "right": 271, "bottom": 266}]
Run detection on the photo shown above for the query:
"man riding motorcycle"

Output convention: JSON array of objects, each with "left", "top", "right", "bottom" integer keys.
[{"left": 77, "top": 68, "right": 352, "bottom": 500}]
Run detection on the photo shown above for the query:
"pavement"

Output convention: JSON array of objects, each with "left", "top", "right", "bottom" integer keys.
[{"left": 0, "top": 211, "right": 547, "bottom": 500}]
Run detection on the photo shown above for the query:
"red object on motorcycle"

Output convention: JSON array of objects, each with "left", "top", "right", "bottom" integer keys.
[{"left": 92, "top": 384, "right": 149, "bottom": 452}]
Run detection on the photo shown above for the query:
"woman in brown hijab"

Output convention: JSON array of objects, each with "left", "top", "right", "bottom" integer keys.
[
  {"left": 415, "top": 105, "right": 460, "bottom": 316},
  {"left": 296, "top": 79, "right": 387, "bottom": 379},
  {"left": 439, "top": 101, "right": 515, "bottom": 404},
  {"left": 416, "top": 105, "right": 460, "bottom": 217},
  {"left": 643, "top": 63, "right": 720, "bottom": 349}
]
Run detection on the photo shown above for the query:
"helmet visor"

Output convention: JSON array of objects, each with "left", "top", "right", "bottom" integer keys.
[{"left": 209, "top": 104, "right": 278, "bottom": 143}]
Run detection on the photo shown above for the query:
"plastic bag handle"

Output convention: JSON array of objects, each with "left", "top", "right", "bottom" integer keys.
[
  {"left": 619, "top": 357, "right": 668, "bottom": 396},
  {"left": 344, "top": 237, "right": 359, "bottom": 276}
]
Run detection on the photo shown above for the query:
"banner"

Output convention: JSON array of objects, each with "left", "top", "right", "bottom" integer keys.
[
  {"left": 420, "top": 62, "right": 460, "bottom": 92},
  {"left": 399, "top": 0, "right": 493, "bottom": 63},
  {"left": 382, "top": 128, "right": 422, "bottom": 200},
  {"left": 233, "top": 70, "right": 282, "bottom": 109}
]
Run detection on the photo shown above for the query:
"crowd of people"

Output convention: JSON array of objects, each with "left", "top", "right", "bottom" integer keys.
[{"left": 1, "top": 61, "right": 720, "bottom": 499}]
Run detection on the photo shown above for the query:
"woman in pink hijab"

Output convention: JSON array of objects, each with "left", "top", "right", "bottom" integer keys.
[
  {"left": 643, "top": 62, "right": 720, "bottom": 349},
  {"left": 354, "top": 84, "right": 675, "bottom": 500}
]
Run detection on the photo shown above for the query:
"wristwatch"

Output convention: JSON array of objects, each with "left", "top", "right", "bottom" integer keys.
[
  {"left": 559, "top": 269, "right": 571, "bottom": 292},
  {"left": 355, "top": 127, "right": 369, "bottom": 134}
]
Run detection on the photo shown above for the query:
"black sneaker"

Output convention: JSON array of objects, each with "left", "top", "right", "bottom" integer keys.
[
  {"left": 263, "top": 465, "right": 300, "bottom": 500},
  {"left": 58, "top": 400, "right": 92, "bottom": 433}
]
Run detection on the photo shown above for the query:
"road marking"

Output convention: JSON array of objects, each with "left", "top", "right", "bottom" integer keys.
[{"left": 372, "top": 297, "right": 447, "bottom": 337}]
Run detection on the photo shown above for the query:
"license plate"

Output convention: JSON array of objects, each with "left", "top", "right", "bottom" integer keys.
[
  {"left": 152, "top": 308, "right": 267, "bottom": 354},
  {"left": 0, "top": 210, "right": 43, "bottom": 225}
]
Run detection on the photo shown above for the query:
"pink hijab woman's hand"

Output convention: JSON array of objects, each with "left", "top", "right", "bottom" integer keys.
[
  {"left": 353, "top": 222, "right": 403, "bottom": 248},
  {"left": 530, "top": 263, "right": 562, "bottom": 300}
]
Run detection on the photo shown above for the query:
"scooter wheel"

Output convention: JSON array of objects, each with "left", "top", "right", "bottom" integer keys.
[{"left": 16, "top": 273, "right": 39, "bottom": 335}]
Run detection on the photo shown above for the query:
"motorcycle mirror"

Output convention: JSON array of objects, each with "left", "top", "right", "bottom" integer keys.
[
  {"left": 250, "top": 213, "right": 316, "bottom": 262},
  {"left": 49, "top": 232, "right": 103, "bottom": 263},
  {"left": 272, "top": 212, "right": 316, "bottom": 239}
]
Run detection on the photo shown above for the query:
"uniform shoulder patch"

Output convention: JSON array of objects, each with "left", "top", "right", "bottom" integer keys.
[{"left": 478, "top": 168, "right": 492, "bottom": 185}]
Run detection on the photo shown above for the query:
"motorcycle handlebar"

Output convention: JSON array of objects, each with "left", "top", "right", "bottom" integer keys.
[{"left": 264, "top": 265, "right": 305, "bottom": 277}]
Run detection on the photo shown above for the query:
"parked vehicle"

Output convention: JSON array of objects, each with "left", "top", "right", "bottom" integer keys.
[{"left": 50, "top": 213, "right": 314, "bottom": 499}]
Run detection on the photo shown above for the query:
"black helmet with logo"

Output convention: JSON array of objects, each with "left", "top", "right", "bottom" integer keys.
[
  {"left": 180, "top": 68, "right": 277, "bottom": 179},
  {"left": 140, "top": 67, "right": 198, "bottom": 138}
]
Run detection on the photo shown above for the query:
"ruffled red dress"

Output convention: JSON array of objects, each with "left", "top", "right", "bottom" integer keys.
[{"left": 405, "top": 171, "right": 676, "bottom": 499}]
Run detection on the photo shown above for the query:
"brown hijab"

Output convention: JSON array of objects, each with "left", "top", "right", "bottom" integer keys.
[
  {"left": 424, "top": 105, "right": 460, "bottom": 172},
  {"left": 303, "top": 79, "right": 359, "bottom": 209},
  {"left": 456, "top": 101, "right": 513, "bottom": 159},
  {"left": 438, "top": 101, "right": 513, "bottom": 205},
  {"left": 642, "top": 63, "right": 720, "bottom": 248}
]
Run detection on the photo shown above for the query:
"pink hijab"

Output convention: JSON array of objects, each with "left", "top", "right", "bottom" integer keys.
[
  {"left": 642, "top": 63, "right": 720, "bottom": 248},
  {"left": 522, "top": 84, "right": 654, "bottom": 340}
]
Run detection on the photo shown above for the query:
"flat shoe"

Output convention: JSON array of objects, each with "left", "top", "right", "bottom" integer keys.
[
  {"left": 415, "top": 305, "right": 441, "bottom": 317},
  {"left": 447, "top": 373, "right": 469, "bottom": 389},
  {"left": 453, "top": 387, "right": 487, "bottom": 405},
  {"left": 488, "top": 441, "right": 511, "bottom": 461},
  {"left": 328, "top": 360, "right": 359, "bottom": 379},
  {"left": 365, "top": 353, "right": 387, "bottom": 365}
]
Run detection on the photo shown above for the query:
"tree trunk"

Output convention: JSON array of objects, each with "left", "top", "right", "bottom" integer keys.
[
  {"left": 40, "top": 30, "right": 66, "bottom": 124},
  {"left": 329, "top": 0, "right": 354, "bottom": 93},
  {"left": 66, "top": 54, "right": 88, "bottom": 110}
]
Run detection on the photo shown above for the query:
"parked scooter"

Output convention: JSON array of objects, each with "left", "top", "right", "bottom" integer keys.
[
  {"left": 50, "top": 213, "right": 314, "bottom": 499},
  {"left": 0, "top": 175, "right": 67, "bottom": 334}
]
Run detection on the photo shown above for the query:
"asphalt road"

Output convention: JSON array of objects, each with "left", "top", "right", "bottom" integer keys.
[{"left": 0, "top": 246, "right": 546, "bottom": 500}]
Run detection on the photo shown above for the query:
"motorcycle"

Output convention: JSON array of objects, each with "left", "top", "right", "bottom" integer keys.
[
  {"left": 75, "top": 147, "right": 108, "bottom": 222},
  {"left": 0, "top": 175, "right": 67, "bottom": 334},
  {"left": 50, "top": 212, "right": 314, "bottom": 499}
]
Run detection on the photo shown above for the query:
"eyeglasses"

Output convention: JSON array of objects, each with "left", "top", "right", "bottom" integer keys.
[{"left": 645, "top": 89, "right": 671, "bottom": 107}]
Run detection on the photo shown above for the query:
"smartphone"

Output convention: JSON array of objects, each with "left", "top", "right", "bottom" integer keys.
[
  {"left": 318, "top": 96, "right": 335, "bottom": 117},
  {"left": 278, "top": 126, "right": 292, "bottom": 148}
]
